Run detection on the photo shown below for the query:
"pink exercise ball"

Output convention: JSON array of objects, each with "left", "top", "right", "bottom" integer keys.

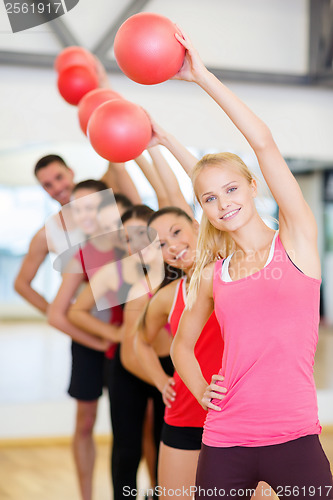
[
  {"left": 54, "top": 46, "right": 96, "bottom": 73},
  {"left": 57, "top": 65, "right": 99, "bottom": 105},
  {"left": 114, "top": 12, "right": 185, "bottom": 85},
  {"left": 87, "top": 99, "right": 152, "bottom": 162},
  {"left": 78, "top": 88, "right": 123, "bottom": 135}
]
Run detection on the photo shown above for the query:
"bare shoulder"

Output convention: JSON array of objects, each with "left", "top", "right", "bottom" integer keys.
[
  {"left": 99, "top": 261, "right": 120, "bottom": 287},
  {"left": 28, "top": 226, "right": 49, "bottom": 255},
  {"left": 32, "top": 225, "right": 47, "bottom": 244},
  {"left": 149, "top": 278, "right": 182, "bottom": 314},
  {"left": 279, "top": 214, "right": 321, "bottom": 279},
  {"left": 201, "top": 261, "right": 216, "bottom": 296},
  {"left": 63, "top": 257, "right": 83, "bottom": 274},
  {"left": 186, "top": 261, "right": 217, "bottom": 306},
  {"left": 126, "top": 282, "right": 150, "bottom": 305},
  {"left": 203, "top": 261, "right": 216, "bottom": 276}
]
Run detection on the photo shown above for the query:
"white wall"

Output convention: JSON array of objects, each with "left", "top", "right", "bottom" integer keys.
[
  {"left": 142, "top": 0, "right": 309, "bottom": 74},
  {"left": 1, "top": 64, "right": 333, "bottom": 186},
  {"left": 1, "top": 0, "right": 332, "bottom": 186},
  {"left": 1, "top": 0, "right": 309, "bottom": 73}
]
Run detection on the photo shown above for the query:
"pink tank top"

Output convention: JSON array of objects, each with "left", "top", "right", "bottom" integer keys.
[{"left": 203, "top": 233, "right": 322, "bottom": 447}]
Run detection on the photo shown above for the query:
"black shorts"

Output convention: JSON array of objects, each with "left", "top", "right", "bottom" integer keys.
[
  {"left": 161, "top": 422, "right": 203, "bottom": 450},
  {"left": 68, "top": 341, "right": 108, "bottom": 401},
  {"left": 159, "top": 355, "right": 174, "bottom": 378}
]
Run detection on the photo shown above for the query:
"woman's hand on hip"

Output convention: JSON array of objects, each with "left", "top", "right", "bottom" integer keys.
[{"left": 201, "top": 374, "right": 226, "bottom": 411}]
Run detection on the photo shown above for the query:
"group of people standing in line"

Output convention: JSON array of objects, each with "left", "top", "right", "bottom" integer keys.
[{"left": 15, "top": 27, "right": 332, "bottom": 500}]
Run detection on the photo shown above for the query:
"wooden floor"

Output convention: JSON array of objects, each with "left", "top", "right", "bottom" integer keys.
[
  {"left": 0, "top": 440, "right": 149, "bottom": 500},
  {"left": 0, "top": 322, "right": 332, "bottom": 499},
  {"left": 0, "top": 430, "right": 333, "bottom": 500}
]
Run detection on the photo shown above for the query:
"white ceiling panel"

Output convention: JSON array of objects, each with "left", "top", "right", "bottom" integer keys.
[
  {"left": 138, "top": 0, "right": 309, "bottom": 74},
  {"left": 63, "top": 0, "right": 135, "bottom": 50},
  {"left": 1, "top": 0, "right": 332, "bottom": 87},
  {"left": 0, "top": 0, "right": 310, "bottom": 75}
]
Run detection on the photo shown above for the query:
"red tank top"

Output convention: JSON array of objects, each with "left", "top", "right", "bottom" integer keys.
[{"left": 166, "top": 278, "right": 224, "bottom": 427}]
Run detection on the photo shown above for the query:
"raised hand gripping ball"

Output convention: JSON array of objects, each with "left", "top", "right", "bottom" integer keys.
[
  {"left": 78, "top": 88, "right": 123, "bottom": 135},
  {"left": 87, "top": 99, "right": 152, "bottom": 162},
  {"left": 54, "top": 46, "right": 96, "bottom": 73},
  {"left": 114, "top": 12, "right": 185, "bottom": 85},
  {"left": 57, "top": 65, "right": 99, "bottom": 105}
]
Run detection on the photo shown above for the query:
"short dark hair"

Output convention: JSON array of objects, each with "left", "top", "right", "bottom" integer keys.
[
  {"left": 121, "top": 204, "right": 155, "bottom": 225},
  {"left": 72, "top": 179, "right": 108, "bottom": 194},
  {"left": 114, "top": 193, "right": 133, "bottom": 211},
  {"left": 148, "top": 206, "right": 193, "bottom": 226},
  {"left": 34, "top": 154, "right": 68, "bottom": 176}
]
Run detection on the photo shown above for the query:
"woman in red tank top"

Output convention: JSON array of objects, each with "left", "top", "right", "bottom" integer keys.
[
  {"left": 51, "top": 150, "right": 181, "bottom": 500},
  {"left": 135, "top": 206, "right": 225, "bottom": 500}
]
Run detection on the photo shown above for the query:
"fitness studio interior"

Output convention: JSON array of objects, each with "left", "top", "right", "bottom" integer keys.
[{"left": 1, "top": 1, "right": 333, "bottom": 499}]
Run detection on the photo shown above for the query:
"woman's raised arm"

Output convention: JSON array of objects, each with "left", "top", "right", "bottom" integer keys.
[
  {"left": 134, "top": 154, "right": 170, "bottom": 208},
  {"left": 148, "top": 145, "right": 194, "bottom": 218},
  {"left": 172, "top": 27, "right": 319, "bottom": 275}
]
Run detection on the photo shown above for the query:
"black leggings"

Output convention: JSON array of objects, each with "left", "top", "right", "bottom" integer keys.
[
  {"left": 196, "top": 435, "right": 333, "bottom": 499},
  {"left": 108, "top": 347, "right": 174, "bottom": 500}
]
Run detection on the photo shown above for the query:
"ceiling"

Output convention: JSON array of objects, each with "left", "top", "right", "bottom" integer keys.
[{"left": 0, "top": 0, "right": 333, "bottom": 87}]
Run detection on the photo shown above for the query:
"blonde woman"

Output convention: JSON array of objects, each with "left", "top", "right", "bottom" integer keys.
[
  {"left": 171, "top": 29, "right": 333, "bottom": 498},
  {"left": 134, "top": 134, "right": 272, "bottom": 500}
]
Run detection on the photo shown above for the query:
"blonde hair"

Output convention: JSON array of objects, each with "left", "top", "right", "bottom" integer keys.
[{"left": 186, "top": 152, "right": 254, "bottom": 309}]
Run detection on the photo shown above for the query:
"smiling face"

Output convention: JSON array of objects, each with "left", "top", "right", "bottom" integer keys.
[
  {"left": 71, "top": 188, "right": 103, "bottom": 236},
  {"left": 194, "top": 164, "right": 257, "bottom": 233},
  {"left": 36, "top": 161, "right": 75, "bottom": 206},
  {"left": 149, "top": 213, "right": 198, "bottom": 271}
]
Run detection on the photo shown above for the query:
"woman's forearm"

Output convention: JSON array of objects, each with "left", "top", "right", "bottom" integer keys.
[
  {"left": 68, "top": 307, "right": 122, "bottom": 343},
  {"left": 48, "top": 311, "right": 108, "bottom": 350},
  {"left": 148, "top": 146, "right": 193, "bottom": 217},
  {"left": 120, "top": 337, "right": 153, "bottom": 384},
  {"left": 134, "top": 154, "right": 169, "bottom": 208},
  {"left": 171, "top": 337, "right": 207, "bottom": 405},
  {"left": 157, "top": 132, "right": 198, "bottom": 177},
  {"left": 136, "top": 333, "right": 171, "bottom": 393}
]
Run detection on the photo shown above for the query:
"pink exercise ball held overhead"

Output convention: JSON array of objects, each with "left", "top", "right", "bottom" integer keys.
[
  {"left": 87, "top": 99, "right": 152, "bottom": 163},
  {"left": 57, "top": 65, "right": 99, "bottom": 105},
  {"left": 78, "top": 88, "right": 123, "bottom": 135},
  {"left": 114, "top": 12, "right": 185, "bottom": 85}
]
